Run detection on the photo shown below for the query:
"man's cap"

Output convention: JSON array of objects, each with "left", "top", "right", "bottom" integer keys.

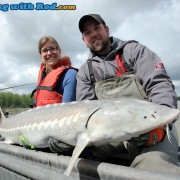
[{"left": 79, "top": 14, "right": 106, "bottom": 33}]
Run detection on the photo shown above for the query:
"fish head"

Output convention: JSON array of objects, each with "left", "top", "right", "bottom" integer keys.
[{"left": 87, "top": 102, "right": 180, "bottom": 146}]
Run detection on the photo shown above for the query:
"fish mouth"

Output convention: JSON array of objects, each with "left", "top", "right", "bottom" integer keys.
[{"left": 151, "top": 110, "right": 157, "bottom": 119}]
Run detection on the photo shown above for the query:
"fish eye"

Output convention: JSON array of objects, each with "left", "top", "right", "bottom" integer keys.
[{"left": 144, "top": 116, "right": 147, "bottom": 119}]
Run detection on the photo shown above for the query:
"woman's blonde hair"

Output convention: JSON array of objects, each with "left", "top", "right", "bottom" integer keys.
[{"left": 38, "top": 36, "right": 61, "bottom": 74}]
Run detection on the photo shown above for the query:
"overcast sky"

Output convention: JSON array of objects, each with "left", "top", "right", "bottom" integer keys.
[{"left": 0, "top": 0, "right": 180, "bottom": 96}]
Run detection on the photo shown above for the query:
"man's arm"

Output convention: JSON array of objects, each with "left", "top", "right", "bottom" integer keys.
[{"left": 124, "top": 42, "right": 177, "bottom": 108}]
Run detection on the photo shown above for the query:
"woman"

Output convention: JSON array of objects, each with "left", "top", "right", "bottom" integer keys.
[{"left": 33, "top": 36, "right": 77, "bottom": 107}]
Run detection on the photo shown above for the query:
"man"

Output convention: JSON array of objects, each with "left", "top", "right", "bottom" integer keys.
[{"left": 75, "top": 14, "right": 180, "bottom": 174}]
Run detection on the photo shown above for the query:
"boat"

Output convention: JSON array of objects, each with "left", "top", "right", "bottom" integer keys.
[{"left": 0, "top": 140, "right": 180, "bottom": 179}]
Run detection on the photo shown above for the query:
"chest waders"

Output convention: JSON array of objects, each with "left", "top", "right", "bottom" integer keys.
[
  {"left": 87, "top": 53, "right": 148, "bottom": 101},
  {"left": 94, "top": 74, "right": 147, "bottom": 100}
]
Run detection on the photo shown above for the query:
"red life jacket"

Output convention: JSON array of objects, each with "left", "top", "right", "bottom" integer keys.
[
  {"left": 115, "top": 53, "right": 127, "bottom": 76},
  {"left": 34, "top": 56, "right": 72, "bottom": 107}
]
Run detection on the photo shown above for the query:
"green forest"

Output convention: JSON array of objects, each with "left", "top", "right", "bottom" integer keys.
[{"left": 0, "top": 92, "right": 32, "bottom": 109}]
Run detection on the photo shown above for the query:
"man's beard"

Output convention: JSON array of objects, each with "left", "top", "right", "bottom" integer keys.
[{"left": 90, "top": 37, "right": 109, "bottom": 54}]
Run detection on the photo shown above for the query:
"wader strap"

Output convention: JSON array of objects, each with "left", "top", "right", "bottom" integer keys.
[
  {"left": 121, "top": 52, "right": 133, "bottom": 72},
  {"left": 87, "top": 59, "right": 96, "bottom": 86}
]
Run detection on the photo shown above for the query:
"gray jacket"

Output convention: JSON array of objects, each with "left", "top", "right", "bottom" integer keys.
[{"left": 76, "top": 36, "right": 177, "bottom": 108}]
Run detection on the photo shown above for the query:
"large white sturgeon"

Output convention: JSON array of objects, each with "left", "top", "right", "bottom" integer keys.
[{"left": 0, "top": 98, "right": 179, "bottom": 176}]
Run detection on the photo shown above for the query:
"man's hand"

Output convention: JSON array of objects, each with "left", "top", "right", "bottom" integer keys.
[
  {"left": 128, "top": 133, "right": 150, "bottom": 146},
  {"left": 48, "top": 138, "right": 74, "bottom": 154},
  {"left": 48, "top": 138, "right": 113, "bottom": 161},
  {"left": 128, "top": 128, "right": 165, "bottom": 146}
]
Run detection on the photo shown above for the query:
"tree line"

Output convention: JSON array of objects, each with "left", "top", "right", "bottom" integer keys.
[{"left": 0, "top": 92, "right": 32, "bottom": 108}]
